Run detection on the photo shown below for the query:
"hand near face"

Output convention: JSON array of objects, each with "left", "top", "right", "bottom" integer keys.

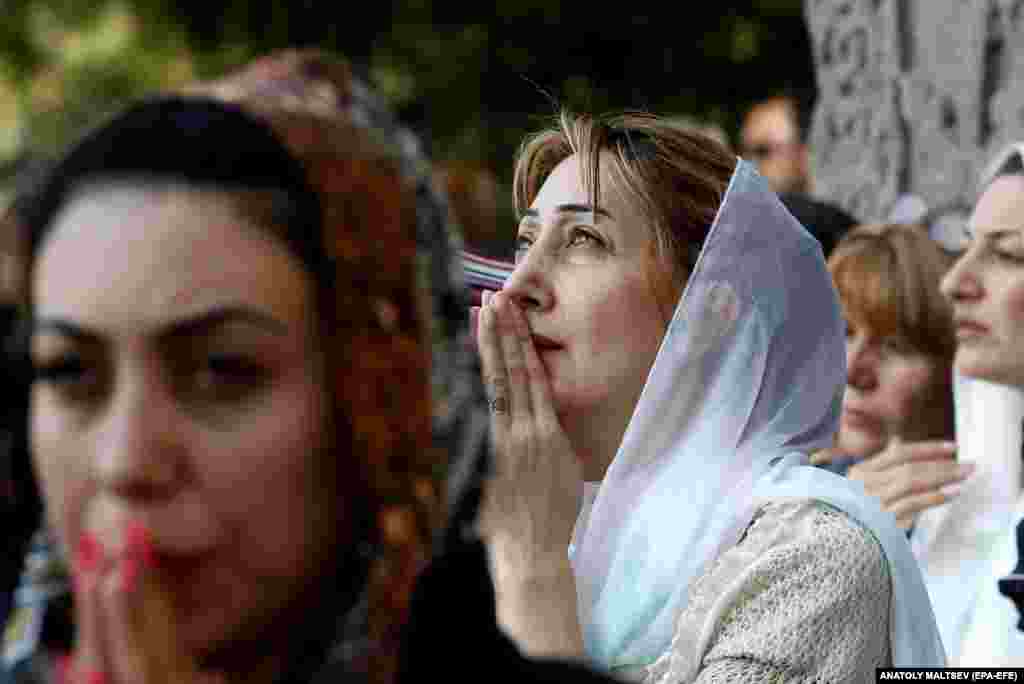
[
  {"left": 473, "top": 290, "right": 583, "bottom": 563},
  {"left": 62, "top": 523, "right": 224, "bottom": 684},
  {"left": 471, "top": 290, "right": 585, "bottom": 658},
  {"left": 814, "top": 437, "right": 974, "bottom": 529}
]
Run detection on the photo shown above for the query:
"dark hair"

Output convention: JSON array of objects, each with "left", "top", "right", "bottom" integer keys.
[
  {"left": 9, "top": 41, "right": 461, "bottom": 681},
  {"left": 12, "top": 96, "right": 375, "bottom": 661},
  {"left": 778, "top": 192, "right": 858, "bottom": 256},
  {"left": 22, "top": 98, "right": 327, "bottom": 284}
]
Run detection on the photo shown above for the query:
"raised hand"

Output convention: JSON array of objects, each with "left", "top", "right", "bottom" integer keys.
[
  {"left": 472, "top": 290, "right": 584, "bottom": 657},
  {"left": 815, "top": 436, "right": 974, "bottom": 529},
  {"left": 62, "top": 522, "right": 224, "bottom": 684}
]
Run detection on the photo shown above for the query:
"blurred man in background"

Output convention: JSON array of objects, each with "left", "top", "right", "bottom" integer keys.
[{"left": 740, "top": 94, "right": 811, "bottom": 195}]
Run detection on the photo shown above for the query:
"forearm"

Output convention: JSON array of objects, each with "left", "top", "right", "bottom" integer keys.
[{"left": 486, "top": 539, "right": 586, "bottom": 660}]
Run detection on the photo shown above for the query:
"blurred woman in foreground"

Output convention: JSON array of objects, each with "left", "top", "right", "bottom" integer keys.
[{"left": 1, "top": 50, "right": 624, "bottom": 684}]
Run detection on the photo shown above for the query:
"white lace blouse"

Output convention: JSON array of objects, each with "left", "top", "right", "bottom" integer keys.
[{"left": 617, "top": 499, "right": 892, "bottom": 683}]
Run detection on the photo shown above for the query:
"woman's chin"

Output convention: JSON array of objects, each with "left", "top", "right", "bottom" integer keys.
[
  {"left": 177, "top": 592, "right": 283, "bottom": 667},
  {"left": 166, "top": 563, "right": 270, "bottom": 654},
  {"left": 955, "top": 352, "right": 1024, "bottom": 388},
  {"left": 835, "top": 432, "right": 882, "bottom": 461}
]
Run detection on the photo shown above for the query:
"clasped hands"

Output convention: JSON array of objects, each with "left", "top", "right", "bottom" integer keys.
[
  {"left": 471, "top": 290, "right": 582, "bottom": 575},
  {"left": 60, "top": 522, "right": 222, "bottom": 684}
]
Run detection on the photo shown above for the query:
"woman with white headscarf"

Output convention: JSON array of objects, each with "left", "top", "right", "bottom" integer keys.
[
  {"left": 938, "top": 142, "right": 1024, "bottom": 666},
  {"left": 475, "top": 111, "right": 945, "bottom": 681}
]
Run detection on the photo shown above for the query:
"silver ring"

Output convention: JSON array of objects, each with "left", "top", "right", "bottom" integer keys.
[{"left": 489, "top": 396, "right": 508, "bottom": 414}]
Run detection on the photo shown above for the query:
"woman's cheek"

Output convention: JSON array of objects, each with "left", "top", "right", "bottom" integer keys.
[
  {"left": 31, "top": 402, "right": 91, "bottom": 552},
  {"left": 1003, "top": 275, "right": 1024, "bottom": 344},
  {"left": 886, "top": 360, "right": 936, "bottom": 427}
]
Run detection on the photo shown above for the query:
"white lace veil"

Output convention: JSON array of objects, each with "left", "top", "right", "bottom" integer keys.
[{"left": 569, "top": 159, "right": 945, "bottom": 671}]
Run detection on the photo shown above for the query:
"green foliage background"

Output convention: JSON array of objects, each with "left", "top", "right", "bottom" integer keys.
[{"left": 0, "top": 1, "right": 815, "bottom": 254}]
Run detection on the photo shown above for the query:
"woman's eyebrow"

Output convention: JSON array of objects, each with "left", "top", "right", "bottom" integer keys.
[
  {"left": 30, "top": 318, "right": 103, "bottom": 345},
  {"left": 158, "top": 307, "right": 289, "bottom": 342},
  {"left": 520, "top": 204, "right": 613, "bottom": 220},
  {"left": 31, "top": 306, "right": 289, "bottom": 344}
]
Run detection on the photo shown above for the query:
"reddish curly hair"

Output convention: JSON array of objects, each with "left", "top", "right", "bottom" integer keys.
[{"left": 185, "top": 50, "right": 441, "bottom": 683}]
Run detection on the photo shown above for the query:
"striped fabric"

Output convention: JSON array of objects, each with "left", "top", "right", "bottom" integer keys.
[{"left": 460, "top": 250, "right": 512, "bottom": 305}]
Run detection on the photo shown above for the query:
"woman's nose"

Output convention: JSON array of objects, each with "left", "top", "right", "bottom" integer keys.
[
  {"left": 93, "top": 377, "right": 185, "bottom": 504},
  {"left": 940, "top": 249, "right": 983, "bottom": 303},
  {"left": 502, "top": 249, "right": 554, "bottom": 313}
]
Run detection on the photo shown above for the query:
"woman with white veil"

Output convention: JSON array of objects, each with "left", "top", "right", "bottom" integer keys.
[
  {"left": 938, "top": 142, "right": 1024, "bottom": 666},
  {"left": 475, "top": 111, "right": 945, "bottom": 681}
]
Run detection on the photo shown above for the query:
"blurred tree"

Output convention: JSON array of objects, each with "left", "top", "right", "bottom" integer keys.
[{"left": 0, "top": 0, "right": 814, "bottom": 255}]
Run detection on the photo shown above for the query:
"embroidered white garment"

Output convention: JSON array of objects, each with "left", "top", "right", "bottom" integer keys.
[
  {"left": 641, "top": 500, "right": 890, "bottom": 684},
  {"left": 568, "top": 159, "right": 945, "bottom": 672}
]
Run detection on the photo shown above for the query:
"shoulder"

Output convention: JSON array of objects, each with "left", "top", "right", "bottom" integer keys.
[
  {"left": 739, "top": 499, "right": 888, "bottom": 583},
  {"left": 645, "top": 500, "right": 891, "bottom": 684}
]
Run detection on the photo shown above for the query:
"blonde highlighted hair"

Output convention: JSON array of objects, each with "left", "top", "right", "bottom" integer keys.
[{"left": 513, "top": 110, "right": 736, "bottom": 300}]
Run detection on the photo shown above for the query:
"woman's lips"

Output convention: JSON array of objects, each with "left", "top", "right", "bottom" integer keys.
[
  {"left": 842, "top": 407, "right": 881, "bottom": 432},
  {"left": 954, "top": 318, "right": 990, "bottom": 340},
  {"left": 85, "top": 495, "right": 224, "bottom": 557}
]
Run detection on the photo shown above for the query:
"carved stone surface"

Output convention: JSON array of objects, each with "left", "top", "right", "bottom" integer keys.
[{"left": 805, "top": 0, "right": 1024, "bottom": 228}]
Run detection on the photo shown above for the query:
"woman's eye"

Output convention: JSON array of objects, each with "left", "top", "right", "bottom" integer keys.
[
  {"left": 987, "top": 235, "right": 1024, "bottom": 262},
  {"left": 514, "top": 235, "right": 533, "bottom": 264},
  {"left": 994, "top": 246, "right": 1024, "bottom": 263},
  {"left": 880, "top": 337, "right": 913, "bottom": 356},
  {"left": 31, "top": 357, "right": 90, "bottom": 385},
  {"left": 568, "top": 227, "right": 602, "bottom": 248},
  {"left": 30, "top": 357, "right": 100, "bottom": 400},
  {"left": 195, "top": 355, "right": 268, "bottom": 394}
]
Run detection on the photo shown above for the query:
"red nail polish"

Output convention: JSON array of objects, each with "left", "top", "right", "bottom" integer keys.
[
  {"left": 55, "top": 652, "right": 72, "bottom": 684},
  {"left": 86, "top": 668, "right": 107, "bottom": 684},
  {"left": 125, "top": 520, "right": 156, "bottom": 569},
  {"left": 75, "top": 532, "right": 101, "bottom": 574},
  {"left": 120, "top": 557, "right": 140, "bottom": 593}
]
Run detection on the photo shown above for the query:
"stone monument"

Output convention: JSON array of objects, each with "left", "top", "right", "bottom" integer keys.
[{"left": 806, "top": 0, "right": 1024, "bottom": 245}]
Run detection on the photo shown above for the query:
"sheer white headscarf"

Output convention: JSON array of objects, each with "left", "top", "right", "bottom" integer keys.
[{"left": 569, "top": 159, "right": 945, "bottom": 671}]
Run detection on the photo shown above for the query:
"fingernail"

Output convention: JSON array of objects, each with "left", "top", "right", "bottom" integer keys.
[
  {"left": 55, "top": 652, "right": 72, "bottom": 684},
  {"left": 125, "top": 520, "right": 155, "bottom": 569},
  {"left": 942, "top": 441, "right": 958, "bottom": 451},
  {"left": 941, "top": 483, "right": 962, "bottom": 499},
  {"left": 482, "top": 290, "right": 492, "bottom": 307},
  {"left": 958, "top": 462, "right": 976, "bottom": 477},
  {"left": 75, "top": 532, "right": 102, "bottom": 574},
  {"left": 86, "top": 668, "right": 107, "bottom": 684},
  {"left": 119, "top": 557, "right": 140, "bottom": 593}
]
